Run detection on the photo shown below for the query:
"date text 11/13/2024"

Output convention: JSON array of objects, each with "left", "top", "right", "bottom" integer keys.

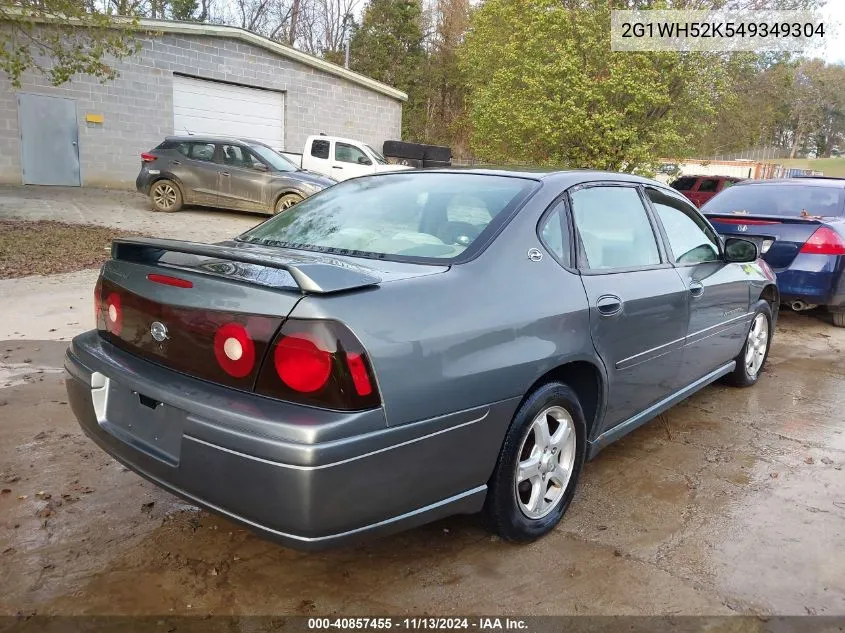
[{"left": 307, "top": 618, "right": 529, "bottom": 630}]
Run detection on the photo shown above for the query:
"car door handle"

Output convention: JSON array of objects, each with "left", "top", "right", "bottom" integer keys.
[
  {"left": 596, "top": 295, "right": 623, "bottom": 317},
  {"left": 220, "top": 171, "right": 230, "bottom": 177},
  {"left": 689, "top": 282, "right": 704, "bottom": 298},
  {"left": 170, "top": 160, "right": 181, "bottom": 166},
  {"left": 332, "top": 166, "right": 343, "bottom": 170}
]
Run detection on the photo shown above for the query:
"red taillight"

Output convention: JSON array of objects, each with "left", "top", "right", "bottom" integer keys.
[
  {"left": 346, "top": 352, "right": 373, "bottom": 396},
  {"left": 274, "top": 333, "right": 332, "bottom": 393},
  {"left": 255, "top": 318, "right": 380, "bottom": 411},
  {"left": 147, "top": 273, "right": 193, "bottom": 288},
  {"left": 213, "top": 323, "right": 256, "bottom": 378},
  {"left": 141, "top": 152, "right": 157, "bottom": 163},
  {"left": 800, "top": 227, "right": 845, "bottom": 255},
  {"left": 104, "top": 292, "right": 123, "bottom": 335}
]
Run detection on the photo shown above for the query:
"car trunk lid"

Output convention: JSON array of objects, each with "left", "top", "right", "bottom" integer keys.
[
  {"left": 706, "top": 214, "right": 825, "bottom": 269},
  {"left": 96, "top": 238, "right": 445, "bottom": 393}
]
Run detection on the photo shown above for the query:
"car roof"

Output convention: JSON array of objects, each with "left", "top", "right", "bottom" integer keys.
[
  {"left": 164, "top": 135, "right": 270, "bottom": 147},
  {"left": 733, "top": 177, "right": 845, "bottom": 189},
  {"left": 417, "top": 168, "right": 667, "bottom": 188}
]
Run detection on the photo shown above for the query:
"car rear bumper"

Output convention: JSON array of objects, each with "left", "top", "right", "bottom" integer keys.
[
  {"left": 775, "top": 254, "right": 845, "bottom": 309},
  {"left": 64, "top": 331, "right": 515, "bottom": 550},
  {"left": 136, "top": 169, "right": 152, "bottom": 195}
]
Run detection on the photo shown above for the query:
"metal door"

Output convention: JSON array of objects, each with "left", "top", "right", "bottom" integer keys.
[{"left": 17, "top": 94, "right": 80, "bottom": 186}]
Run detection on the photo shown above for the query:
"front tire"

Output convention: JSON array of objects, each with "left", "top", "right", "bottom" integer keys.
[
  {"left": 274, "top": 193, "right": 303, "bottom": 214},
  {"left": 149, "top": 179, "right": 183, "bottom": 212},
  {"left": 725, "top": 302, "right": 773, "bottom": 387},
  {"left": 484, "top": 382, "right": 586, "bottom": 542}
]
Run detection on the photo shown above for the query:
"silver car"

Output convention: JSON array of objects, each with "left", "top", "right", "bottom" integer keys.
[
  {"left": 136, "top": 136, "right": 335, "bottom": 214},
  {"left": 66, "top": 170, "right": 778, "bottom": 549}
]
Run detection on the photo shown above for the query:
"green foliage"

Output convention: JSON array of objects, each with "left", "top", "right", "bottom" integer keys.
[
  {"left": 460, "top": 0, "right": 733, "bottom": 172},
  {"left": 0, "top": 2, "right": 140, "bottom": 88},
  {"left": 348, "top": 0, "right": 425, "bottom": 139}
]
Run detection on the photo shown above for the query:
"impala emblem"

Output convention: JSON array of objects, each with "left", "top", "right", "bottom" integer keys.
[
  {"left": 527, "top": 248, "right": 544, "bottom": 262},
  {"left": 150, "top": 321, "right": 169, "bottom": 342}
]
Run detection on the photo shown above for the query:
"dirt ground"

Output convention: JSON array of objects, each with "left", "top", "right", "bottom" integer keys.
[{"left": 0, "top": 311, "right": 843, "bottom": 617}]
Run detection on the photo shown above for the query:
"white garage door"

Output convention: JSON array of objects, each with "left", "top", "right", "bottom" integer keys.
[{"left": 172, "top": 75, "right": 284, "bottom": 149}]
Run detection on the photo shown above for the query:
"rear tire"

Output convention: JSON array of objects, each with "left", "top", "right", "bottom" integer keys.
[
  {"left": 484, "top": 382, "right": 586, "bottom": 543},
  {"left": 725, "top": 302, "right": 773, "bottom": 387},
  {"left": 149, "top": 179, "right": 183, "bottom": 213},
  {"left": 832, "top": 311, "right": 845, "bottom": 328},
  {"left": 274, "top": 193, "right": 303, "bottom": 214}
]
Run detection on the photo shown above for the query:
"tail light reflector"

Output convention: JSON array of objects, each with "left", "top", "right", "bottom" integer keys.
[
  {"left": 105, "top": 292, "right": 123, "bottom": 335},
  {"left": 256, "top": 318, "right": 380, "bottom": 411},
  {"left": 141, "top": 152, "right": 157, "bottom": 163},
  {"left": 94, "top": 276, "right": 104, "bottom": 329},
  {"left": 800, "top": 227, "right": 845, "bottom": 255},
  {"left": 213, "top": 323, "right": 256, "bottom": 378}
]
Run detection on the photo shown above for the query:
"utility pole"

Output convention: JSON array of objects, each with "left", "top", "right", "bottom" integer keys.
[{"left": 343, "top": 13, "right": 351, "bottom": 69}]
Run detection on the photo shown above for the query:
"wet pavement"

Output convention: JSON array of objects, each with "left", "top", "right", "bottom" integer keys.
[{"left": 0, "top": 311, "right": 843, "bottom": 616}]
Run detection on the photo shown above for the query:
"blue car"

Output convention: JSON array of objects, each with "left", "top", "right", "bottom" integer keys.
[{"left": 703, "top": 177, "right": 845, "bottom": 327}]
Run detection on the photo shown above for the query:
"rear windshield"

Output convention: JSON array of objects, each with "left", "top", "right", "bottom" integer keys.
[
  {"left": 702, "top": 184, "right": 845, "bottom": 217},
  {"left": 671, "top": 177, "right": 698, "bottom": 191},
  {"left": 238, "top": 172, "right": 536, "bottom": 261}
]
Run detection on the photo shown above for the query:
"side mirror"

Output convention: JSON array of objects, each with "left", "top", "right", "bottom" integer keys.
[
  {"left": 254, "top": 163, "right": 269, "bottom": 172},
  {"left": 358, "top": 156, "right": 372, "bottom": 165},
  {"left": 724, "top": 237, "right": 758, "bottom": 263}
]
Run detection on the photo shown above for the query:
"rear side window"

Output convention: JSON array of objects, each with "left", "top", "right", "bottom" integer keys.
[
  {"left": 539, "top": 201, "right": 571, "bottom": 266},
  {"left": 311, "top": 140, "right": 330, "bottom": 159},
  {"left": 698, "top": 179, "right": 719, "bottom": 193},
  {"left": 176, "top": 142, "right": 215, "bottom": 162},
  {"left": 671, "top": 177, "right": 698, "bottom": 191},
  {"left": 239, "top": 173, "right": 536, "bottom": 262},
  {"left": 570, "top": 186, "right": 661, "bottom": 270},
  {"left": 702, "top": 184, "right": 845, "bottom": 217}
]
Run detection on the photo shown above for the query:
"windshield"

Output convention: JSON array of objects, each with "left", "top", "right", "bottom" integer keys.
[
  {"left": 365, "top": 144, "right": 388, "bottom": 165},
  {"left": 238, "top": 172, "right": 535, "bottom": 261},
  {"left": 249, "top": 144, "right": 298, "bottom": 172},
  {"left": 702, "top": 184, "right": 845, "bottom": 217}
]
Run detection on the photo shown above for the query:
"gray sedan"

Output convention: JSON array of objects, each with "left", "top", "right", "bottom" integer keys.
[
  {"left": 65, "top": 169, "right": 778, "bottom": 549},
  {"left": 136, "top": 136, "right": 335, "bottom": 214}
]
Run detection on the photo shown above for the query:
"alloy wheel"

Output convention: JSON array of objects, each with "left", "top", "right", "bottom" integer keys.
[
  {"left": 153, "top": 183, "right": 177, "bottom": 210},
  {"left": 745, "top": 313, "right": 769, "bottom": 377},
  {"left": 514, "top": 405, "right": 577, "bottom": 519}
]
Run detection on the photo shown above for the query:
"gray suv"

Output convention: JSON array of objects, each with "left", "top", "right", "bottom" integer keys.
[{"left": 136, "top": 136, "right": 335, "bottom": 214}]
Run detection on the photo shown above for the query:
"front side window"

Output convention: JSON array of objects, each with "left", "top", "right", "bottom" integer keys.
[
  {"left": 239, "top": 173, "right": 535, "bottom": 261},
  {"left": 335, "top": 142, "right": 369, "bottom": 165},
  {"left": 249, "top": 144, "right": 297, "bottom": 172},
  {"left": 220, "top": 144, "right": 265, "bottom": 170},
  {"left": 311, "top": 139, "right": 330, "bottom": 159},
  {"left": 570, "top": 186, "right": 661, "bottom": 270},
  {"left": 647, "top": 188, "right": 721, "bottom": 265}
]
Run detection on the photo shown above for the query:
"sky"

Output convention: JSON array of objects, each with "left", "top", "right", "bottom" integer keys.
[{"left": 820, "top": 1, "right": 845, "bottom": 64}]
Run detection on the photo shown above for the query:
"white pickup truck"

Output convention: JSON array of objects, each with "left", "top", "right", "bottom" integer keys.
[{"left": 281, "top": 135, "right": 411, "bottom": 182}]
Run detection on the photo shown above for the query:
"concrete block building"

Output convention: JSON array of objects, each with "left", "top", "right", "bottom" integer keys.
[{"left": 0, "top": 19, "right": 406, "bottom": 188}]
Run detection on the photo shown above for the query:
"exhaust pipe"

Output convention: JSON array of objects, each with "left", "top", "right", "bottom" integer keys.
[{"left": 791, "top": 301, "right": 818, "bottom": 311}]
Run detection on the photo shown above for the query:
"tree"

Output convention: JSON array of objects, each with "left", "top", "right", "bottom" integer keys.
[
  {"left": 1, "top": 1, "right": 140, "bottom": 88},
  {"left": 460, "top": 0, "right": 733, "bottom": 171},
  {"left": 348, "top": 0, "right": 424, "bottom": 138}
]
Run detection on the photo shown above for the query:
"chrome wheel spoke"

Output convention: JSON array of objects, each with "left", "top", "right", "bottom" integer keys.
[
  {"left": 533, "top": 416, "right": 551, "bottom": 447},
  {"left": 518, "top": 455, "right": 541, "bottom": 483},
  {"left": 745, "top": 313, "right": 769, "bottom": 377}
]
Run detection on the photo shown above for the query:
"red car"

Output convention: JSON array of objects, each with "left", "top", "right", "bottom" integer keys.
[{"left": 671, "top": 175, "right": 741, "bottom": 207}]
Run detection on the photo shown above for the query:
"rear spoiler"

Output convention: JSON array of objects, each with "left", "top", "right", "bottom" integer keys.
[{"left": 111, "top": 238, "right": 381, "bottom": 294}]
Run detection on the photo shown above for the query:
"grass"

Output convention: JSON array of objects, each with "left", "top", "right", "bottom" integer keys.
[
  {"left": 765, "top": 157, "right": 845, "bottom": 178},
  {"left": 0, "top": 220, "right": 140, "bottom": 279}
]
